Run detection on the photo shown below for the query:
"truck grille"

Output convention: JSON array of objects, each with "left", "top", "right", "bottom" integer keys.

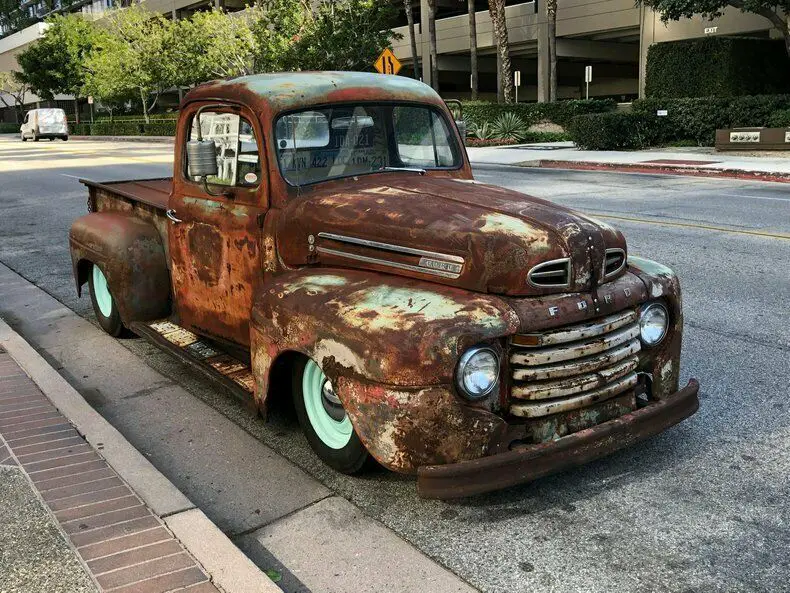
[{"left": 508, "top": 309, "right": 641, "bottom": 418}]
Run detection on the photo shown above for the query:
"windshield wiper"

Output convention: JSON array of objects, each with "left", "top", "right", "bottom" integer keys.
[{"left": 379, "top": 166, "right": 427, "bottom": 176}]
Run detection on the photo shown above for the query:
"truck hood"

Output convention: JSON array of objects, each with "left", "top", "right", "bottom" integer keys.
[{"left": 276, "top": 174, "right": 627, "bottom": 296}]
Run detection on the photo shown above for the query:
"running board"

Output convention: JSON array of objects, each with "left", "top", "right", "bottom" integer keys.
[{"left": 130, "top": 320, "right": 255, "bottom": 404}]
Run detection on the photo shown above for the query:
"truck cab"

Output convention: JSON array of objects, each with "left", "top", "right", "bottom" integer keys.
[{"left": 69, "top": 72, "right": 699, "bottom": 498}]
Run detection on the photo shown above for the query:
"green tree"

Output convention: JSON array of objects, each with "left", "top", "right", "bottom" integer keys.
[
  {"left": 293, "top": 0, "right": 402, "bottom": 71},
  {"left": 251, "top": 0, "right": 309, "bottom": 72},
  {"left": 16, "top": 14, "right": 101, "bottom": 121},
  {"left": 85, "top": 6, "right": 179, "bottom": 122},
  {"left": 0, "top": 71, "right": 28, "bottom": 122},
  {"left": 638, "top": 0, "right": 790, "bottom": 57}
]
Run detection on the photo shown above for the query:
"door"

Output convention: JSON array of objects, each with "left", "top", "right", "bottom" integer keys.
[{"left": 167, "top": 103, "right": 268, "bottom": 347}]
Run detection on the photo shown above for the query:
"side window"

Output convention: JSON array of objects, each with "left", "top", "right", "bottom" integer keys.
[
  {"left": 393, "top": 107, "right": 457, "bottom": 168},
  {"left": 188, "top": 111, "right": 262, "bottom": 187},
  {"left": 23, "top": 112, "right": 29, "bottom": 124}
]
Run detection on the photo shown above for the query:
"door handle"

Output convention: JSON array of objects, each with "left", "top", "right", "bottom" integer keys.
[{"left": 166, "top": 209, "right": 183, "bottom": 223}]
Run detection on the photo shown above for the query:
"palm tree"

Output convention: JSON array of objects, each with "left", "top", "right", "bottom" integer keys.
[
  {"left": 468, "top": 0, "right": 478, "bottom": 100},
  {"left": 488, "top": 0, "right": 513, "bottom": 103},
  {"left": 547, "top": 0, "right": 557, "bottom": 101},
  {"left": 427, "top": 0, "right": 439, "bottom": 90},
  {"left": 403, "top": 0, "right": 420, "bottom": 79}
]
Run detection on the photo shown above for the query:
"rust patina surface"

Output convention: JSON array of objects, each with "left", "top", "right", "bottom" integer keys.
[{"left": 69, "top": 72, "right": 699, "bottom": 498}]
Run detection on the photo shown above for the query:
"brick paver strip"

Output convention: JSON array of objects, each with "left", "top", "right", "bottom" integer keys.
[
  {"left": 42, "top": 475, "right": 125, "bottom": 501},
  {"left": 0, "top": 353, "right": 219, "bottom": 592},
  {"left": 109, "top": 566, "right": 208, "bottom": 593},
  {"left": 5, "top": 426, "right": 80, "bottom": 447},
  {"left": 79, "top": 527, "right": 172, "bottom": 561},
  {"left": 12, "top": 434, "right": 86, "bottom": 455},
  {"left": 49, "top": 485, "right": 134, "bottom": 512}
]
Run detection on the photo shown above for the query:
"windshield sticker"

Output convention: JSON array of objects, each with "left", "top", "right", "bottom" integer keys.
[{"left": 244, "top": 172, "right": 258, "bottom": 184}]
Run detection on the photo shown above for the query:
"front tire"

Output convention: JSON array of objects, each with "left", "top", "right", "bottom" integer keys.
[
  {"left": 292, "top": 357, "right": 369, "bottom": 474},
  {"left": 88, "top": 264, "right": 125, "bottom": 337},
  {"left": 21, "top": 134, "right": 27, "bottom": 142}
]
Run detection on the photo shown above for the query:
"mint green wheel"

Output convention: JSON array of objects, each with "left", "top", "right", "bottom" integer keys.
[
  {"left": 293, "top": 357, "right": 370, "bottom": 473},
  {"left": 88, "top": 263, "right": 125, "bottom": 337},
  {"left": 92, "top": 265, "right": 113, "bottom": 317},
  {"left": 302, "top": 359, "right": 353, "bottom": 449}
]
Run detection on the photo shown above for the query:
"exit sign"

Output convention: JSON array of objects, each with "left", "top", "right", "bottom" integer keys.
[{"left": 704, "top": 26, "right": 718, "bottom": 34}]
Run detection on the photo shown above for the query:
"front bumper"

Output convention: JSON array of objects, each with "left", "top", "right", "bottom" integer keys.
[{"left": 417, "top": 378, "right": 699, "bottom": 499}]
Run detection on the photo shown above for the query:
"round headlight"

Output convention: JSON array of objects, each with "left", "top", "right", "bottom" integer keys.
[
  {"left": 456, "top": 346, "right": 500, "bottom": 399},
  {"left": 639, "top": 302, "right": 668, "bottom": 346}
]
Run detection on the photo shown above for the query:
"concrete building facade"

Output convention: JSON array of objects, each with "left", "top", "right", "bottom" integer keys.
[
  {"left": 390, "top": 0, "right": 779, "bottom": 102},
  {"left": 0, "top": 0, "right": 781, "bottom": 120}
]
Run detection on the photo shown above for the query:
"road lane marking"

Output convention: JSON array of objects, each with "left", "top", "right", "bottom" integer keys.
[
  {"left": 719, "top": 193, "right": 790, "bottom": 203},
  {"left": 587, "top": 212, "right": 790, "bottom": 241}
]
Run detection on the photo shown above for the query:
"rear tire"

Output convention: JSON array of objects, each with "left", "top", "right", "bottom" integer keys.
[
  {"left": 62, "top": 136, "right": 68, "bottom": 141},
  {"left": 88, "top": 264, "right": 125, "bottom": 337},
  {"left": 292, "top": 356, "right": 370, "bottom": 474}
]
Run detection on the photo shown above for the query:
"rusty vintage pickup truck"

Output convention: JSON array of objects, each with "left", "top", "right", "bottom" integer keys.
[{"left": 69, "top": 72, "right": 699, "bottom": 498}]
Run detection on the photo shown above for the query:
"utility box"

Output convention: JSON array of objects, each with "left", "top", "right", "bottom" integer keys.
[{"left": 716, "top": 127, "right": 790, "bottom": 151}]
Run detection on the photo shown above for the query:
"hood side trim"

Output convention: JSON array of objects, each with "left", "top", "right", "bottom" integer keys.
[
  {"left": 316, "top": 246, "right": 462, "bottom": 279},
  {"left": 317, "top": 232, "right": 465, "bottom": 264}
]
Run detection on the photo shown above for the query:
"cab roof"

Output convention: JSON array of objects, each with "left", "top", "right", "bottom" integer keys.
[{"left": 183, "top": 71, "right": 446, "bottom": 115}]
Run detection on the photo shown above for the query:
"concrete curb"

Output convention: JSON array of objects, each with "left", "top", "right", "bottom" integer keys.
[
  {"left": 523, "top": 159, "right": 790, "bottom": 183},
  {"left": 0, "top": 316, "right": 281, "bottom": 593}
]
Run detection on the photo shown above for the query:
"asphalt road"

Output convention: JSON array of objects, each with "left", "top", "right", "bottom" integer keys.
[{"left": 1, "top": 136, "right": 789, "bottom": 593}]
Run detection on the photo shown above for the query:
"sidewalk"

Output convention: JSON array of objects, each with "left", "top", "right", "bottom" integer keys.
[
  {"left": 0, "top": 347, "right": 223, "bottom": 593},
  {"left": 466, "top": 143, "right": 790, "bottom": 183},
  {"left": 0, "top": 324, "right": 281, "bottom": 593}
]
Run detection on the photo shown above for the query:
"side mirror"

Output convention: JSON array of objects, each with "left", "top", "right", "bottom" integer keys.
[
  {"left": 455, "top": 120, "right": 467, "bottom": 145},
  {"left": 186, "top": 139, "right": 218, "bottom": 178}
]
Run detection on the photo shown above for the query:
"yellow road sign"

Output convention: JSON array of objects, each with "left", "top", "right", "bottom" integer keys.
[{"left": 374, "top": 48, "right": 402, "bottom": 75}]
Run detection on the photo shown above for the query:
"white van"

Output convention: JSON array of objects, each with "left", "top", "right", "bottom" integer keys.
[{"left": 20, "top": 108, "right": 69, "bottom": 141}]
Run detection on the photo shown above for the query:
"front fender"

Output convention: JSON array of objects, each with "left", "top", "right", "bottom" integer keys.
[
  {"left": 250, "top": 268, "right": 519, "bottom": 472},
  {"left": 69, "top": 213, "right": 170, "bottom": 324},
  {"left": 627, "top": 256, "right": 683, "bottom": 398}
]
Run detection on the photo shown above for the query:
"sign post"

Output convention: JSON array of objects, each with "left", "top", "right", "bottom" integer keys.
[
  {"left": 374, "top": 49, "right": 403, "bottom": 75},
  {"left": 88, "top": 95, "right": 94, "bottom": 124},
  {"left": 584, "top": 65, "right": 592, "bottom": 100},
  {"left": 514, "top": 70, "right": 521, "bottom": 103}
]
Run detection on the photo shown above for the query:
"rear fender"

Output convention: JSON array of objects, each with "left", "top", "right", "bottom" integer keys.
[{"left": 69, "top": 212, "right": 170, "bottom": 324}]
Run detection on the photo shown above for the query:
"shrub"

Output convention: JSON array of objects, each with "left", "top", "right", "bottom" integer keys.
[
  {"left": 70, "top": 123, "right": 92, "bottom": 136},
  {"left": 568, "top": 112, "right": 665, "bottom": 150},
  {"left": 491, "top": 113, "right": 529, "bottom": 142},
  {"left": 646, "top": 37, "right": 790, "bottom": 98},
  {"left": 142, "top": 120, "right": 177, "bottom": 136},
  {"left": 632, "top": 94, "right": 790, "bottom": 145},
  {"left": 769, "top": 109, "right": 790, "bottom": 128},
  {"left": 0, "top": 123, "right": 19, "bottom": 133},
  {"left": 462, "top": 99, "right": 615, "bottom": 130}
]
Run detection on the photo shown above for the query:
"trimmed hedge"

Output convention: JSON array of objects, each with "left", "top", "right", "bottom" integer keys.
[
  {"left": 0, "top": 123, "right": 19, "bottom": 133},
  {"left": 462, "top": 99, "right": 616, "bottom": 129},
  {"left": 69, "top": 119, "right": 178, "bottom": 137},
  {"left": 646, "top": 37, "right": 790, "bottom": 98},
  {"left": 632, "top": 94, "right": 790, "bottom": 145},
  {"left": 568, "top": 112, "right": 666, "bottom": 150}
]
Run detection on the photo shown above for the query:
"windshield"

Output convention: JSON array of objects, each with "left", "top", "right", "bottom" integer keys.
[{"left": 274, "top": 104, "right": 462, "bottom": 186}]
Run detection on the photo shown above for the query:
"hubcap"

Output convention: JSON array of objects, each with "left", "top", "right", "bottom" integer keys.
[
  {"left": 92, "top": 265, "right": 113, "bottom": 318},
  {"left": 303, "top": 359, "right": 353, "bottom": 449}
]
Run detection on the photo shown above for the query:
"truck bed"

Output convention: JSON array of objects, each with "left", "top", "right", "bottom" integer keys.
[{"left": 81, "top": 178, "right": 172, "bottom": 211}]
